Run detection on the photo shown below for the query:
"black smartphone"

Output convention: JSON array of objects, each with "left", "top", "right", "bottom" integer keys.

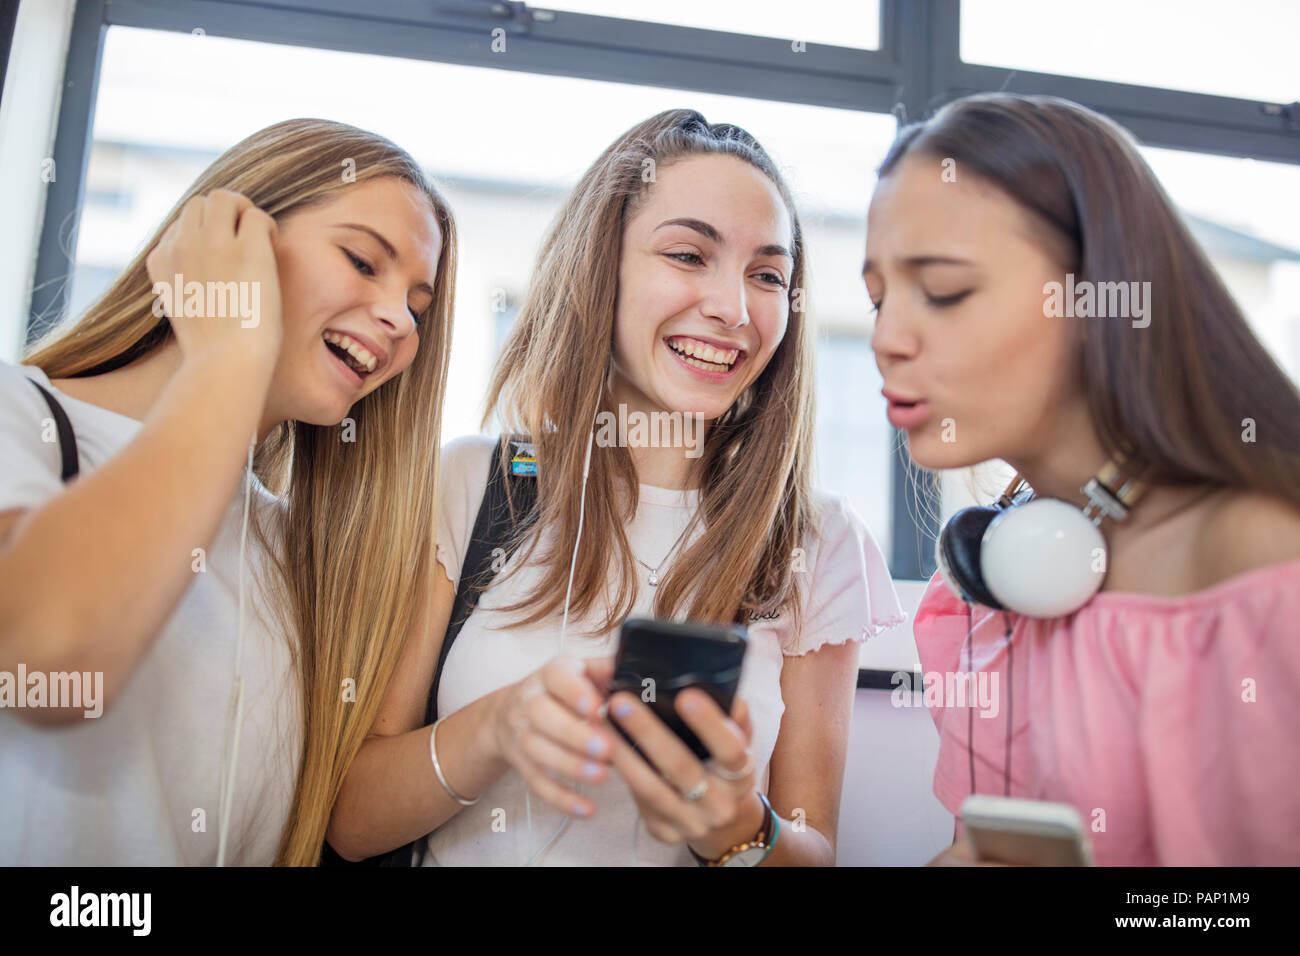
[{"left": 607, "top": 617, "right": 748, "bottom": 762}]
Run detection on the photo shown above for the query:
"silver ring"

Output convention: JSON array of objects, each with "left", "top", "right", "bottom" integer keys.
[
  {"left": 708, "top": 753, "right": 754, "bottom": 781},
  {"left": 682, "top": 779, "right": 709, "bottom": 802}
]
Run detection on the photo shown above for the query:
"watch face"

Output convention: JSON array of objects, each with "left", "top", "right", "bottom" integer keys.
[{"left": 721, "top": 846, "right": 766, "bottom": 867}]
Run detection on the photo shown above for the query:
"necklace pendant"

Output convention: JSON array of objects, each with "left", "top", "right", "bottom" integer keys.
[{"left": 647, "top": 572, "right": 659, "bottom": 587}]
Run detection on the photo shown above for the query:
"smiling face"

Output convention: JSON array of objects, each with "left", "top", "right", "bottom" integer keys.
[
  {"left": 865, "top": 152, "right": 1082, "bottom": 470},
  {"left": 610, "top": 153, "right": 794, "bottom": 422},
  {"left": 266, "top": 176, "right": 442, "bottom": 426}
]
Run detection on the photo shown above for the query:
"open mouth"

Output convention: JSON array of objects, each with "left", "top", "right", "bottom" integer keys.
[
  {"left": 323, "top": 330, "right": 378, "bottom": 382},
  {"left": 663, "top": 335, "right": 744, "bottom": 376},
  {"left": 883, "top": 392, "right": 930, "bottom": 429}
]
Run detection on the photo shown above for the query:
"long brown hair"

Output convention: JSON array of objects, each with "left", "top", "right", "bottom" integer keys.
[
  {"left": 26, "top": 118, "right": 457, "bottom": 865},
  {"left": 880, "top": 93, "right": 1300, "bottom": 509},
  {"left": 484, "top": 108, "right": 817, "bottom": 631}
]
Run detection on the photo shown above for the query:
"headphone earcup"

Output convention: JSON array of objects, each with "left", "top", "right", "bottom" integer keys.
[
  {"left": 936, "top": 504, "right": 1005, "bottom": 609},
  {"left": 980, "top": 499, "right": 1107, "bottom": 618}
]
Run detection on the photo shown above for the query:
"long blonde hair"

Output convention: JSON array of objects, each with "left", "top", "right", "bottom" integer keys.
[
  {"left": 25, "top": 118, "right": 457, "bottom": 866},
  {"left": 484, "top": 108, "right": 816, "bottom": 632}
]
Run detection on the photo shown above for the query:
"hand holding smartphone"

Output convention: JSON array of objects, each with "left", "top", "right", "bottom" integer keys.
[
  {"left": 960, "top": 795, "right": 1094, "bottom": 866},
  {"left": 606, "top": 617, "right": 747, "bottom": 761}
]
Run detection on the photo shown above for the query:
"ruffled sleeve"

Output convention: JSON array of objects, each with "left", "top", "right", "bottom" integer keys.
[{"left": 781, "top": 491, "right": 905, "bottom": 656}]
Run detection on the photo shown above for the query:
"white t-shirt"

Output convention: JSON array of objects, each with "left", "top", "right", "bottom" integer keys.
[
  {"left": 421, "top": 434, "right": 904, "bottom": 866},
  {"left": 0, "top": 361, "right": 302, "bottom": 865}
]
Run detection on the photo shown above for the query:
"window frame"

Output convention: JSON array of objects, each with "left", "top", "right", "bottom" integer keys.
[{"left": 29, "top": 0, "right": 1300, "bottom": 582}]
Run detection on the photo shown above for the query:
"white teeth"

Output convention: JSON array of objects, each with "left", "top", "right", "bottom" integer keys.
[
  {"left": 667, "top": 336, "right": 739, "bottom": 367},
  {"left": 683, "top": 356, "right": 729, "bottom": 372},
  {"left": 323, "top": 331, "right": 379, "bottom": 373},
  {"left": 673, "top": 350, "right": 732, "bottom": 372},
  {"left": 348, "top": 343, "right": 375, "bottom": 371}
]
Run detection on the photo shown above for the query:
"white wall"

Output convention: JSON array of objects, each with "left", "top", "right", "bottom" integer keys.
[
  {"left": 838, "top": 579, "right": 955, "bottom": 866},
  {"left": 838, "top": 687, "right": 953, "bottom": 866}
]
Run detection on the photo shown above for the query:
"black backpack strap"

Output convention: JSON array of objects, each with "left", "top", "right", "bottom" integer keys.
[
  {"left": 27, "top": 379, "right": 79, "bottom": 483},
  {"left": 321, "top": 435, "right": 538, "bottom": 868},
  {"left": 427, "top": 435, "right": 539, "bottom": 724}
]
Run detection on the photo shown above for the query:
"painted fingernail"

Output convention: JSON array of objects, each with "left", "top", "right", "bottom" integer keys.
[
  {"left": 573, "top": 801, "right": 591, "bottom": 818},
  {"left": 583, "top": 761, "right": 602, "bottom": 779},
  {"left": 681, "top": 695, "right": 698, "bottom": 713},
  {"left": 613, "top": 700, "right": 632, "bottom": 718},
  {"left": 576, "top": 694, "right": 592, "bottom": 716},
  {"left": 587, "top": 736, "right": 606, "bottom": 757}
]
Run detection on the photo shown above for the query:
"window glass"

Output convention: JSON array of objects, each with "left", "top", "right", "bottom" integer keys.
[{"left": 961, "top": 0, "right": 1299, "bottom": 103}]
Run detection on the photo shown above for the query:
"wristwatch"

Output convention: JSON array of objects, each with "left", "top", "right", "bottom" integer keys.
[{"left": 689, "top": 792, "right": 779, "bottom": 867}]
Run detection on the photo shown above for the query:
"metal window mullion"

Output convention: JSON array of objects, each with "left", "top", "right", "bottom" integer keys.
[
  {"left": 232, "top": 0, "right": 895, "bottom": 76},
  {"left": 110, "top": 0, "right": 901, "bottom": 111},
  {"left": 951, "top": 62, "right": 1300, "bottom": 164},
  {"left": 879, "top": 0, "right": 954, "bottom": 580},
  {"left": 106, "top": 0, "right": 899, "bottom": 91}
]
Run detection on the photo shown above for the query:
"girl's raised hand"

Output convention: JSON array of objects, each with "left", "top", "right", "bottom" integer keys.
[{"left": 145, "top": 189, "right": 284, "bottom": 372}]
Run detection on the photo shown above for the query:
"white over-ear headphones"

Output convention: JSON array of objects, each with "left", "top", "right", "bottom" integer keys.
[{"left": 935, "top": 460, "right": 1146, "bottom": 618}]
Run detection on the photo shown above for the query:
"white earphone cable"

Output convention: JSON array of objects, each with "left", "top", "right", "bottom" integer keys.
[{"left": 522, "top": 424, "right": 594, "bottom": 867}]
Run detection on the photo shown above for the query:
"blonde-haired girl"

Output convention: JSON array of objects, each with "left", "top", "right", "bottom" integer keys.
[{"left": 0, "top": 119, "right": 456, "bottom": 866}]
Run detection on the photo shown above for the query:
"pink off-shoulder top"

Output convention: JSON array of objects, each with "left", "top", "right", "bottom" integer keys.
[{"left": 912, "top": 558, "right": 1300, "bottom": 866}]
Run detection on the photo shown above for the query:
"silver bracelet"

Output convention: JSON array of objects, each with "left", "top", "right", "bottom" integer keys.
[{"left": 429, "top": 716, "right": 478, "bottom": 807}]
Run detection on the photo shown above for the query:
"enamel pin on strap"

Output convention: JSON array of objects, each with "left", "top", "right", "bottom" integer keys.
[{"left": 509, "top": 439, "right": 538, "bottom": 478}]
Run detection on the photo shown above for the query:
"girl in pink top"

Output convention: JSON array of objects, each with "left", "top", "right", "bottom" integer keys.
[{"left": 864, "top": 93, "right": 1300, "bottom": 866}]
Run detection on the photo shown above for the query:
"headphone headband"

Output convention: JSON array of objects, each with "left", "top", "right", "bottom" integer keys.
[
  {"left": 997, "top": 473, "right": 1031, "bottom": 507},
  {"left": 1081, "top": 457, "right": 1146, "bottom": 525},
  {"left": 1000, "top": 458, "right": 1146, "bottom": 526}
]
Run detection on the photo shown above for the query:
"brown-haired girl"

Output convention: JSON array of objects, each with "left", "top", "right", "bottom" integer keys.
[{"left": 866, "top": 93, "right": 1300, "bottom": 865}]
